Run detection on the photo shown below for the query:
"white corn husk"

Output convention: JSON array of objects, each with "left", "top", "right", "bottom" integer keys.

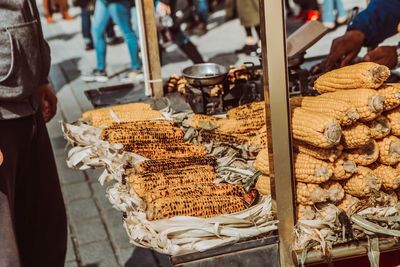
[{"left": 123, "top": 196, "right": 277, "bottom": 256}]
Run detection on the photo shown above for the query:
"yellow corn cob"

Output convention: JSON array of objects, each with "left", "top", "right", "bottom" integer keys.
[
  {"left": 90, "top": 110, "right": 163, "bottom": 127},
  {"left": 133, "top": 156, "right": 217, "bottom": 173},
  {"left": 254, "top": 148, "right": 270, "bottom": 174},
  {"left": 294, "top": 153, "right": 333, "bottom": 183},
  {"left": 248, "top": 126, "right": 268, "bottom": 148},
  {"left": 297, "top": 204, "right": 316, "bottom": 220},
  {"left": 346, "top": 140, "right": 379, "bottom": 166},
  {"left": 330, "top": 155, "right": 357, "bottom": 180},
  {"left": 292, "top": 107, "right": 341, "bottom": 148},
  {"left": 82, "top": 102, "right": 152, "bottom": 120},
  {"left": 256, "top": 175, "right": 271, "bottom": 195},
  {"left": 290, "top": 96, "right": 359, "bottom": 126},
  {"left": 293, "top": 141, "right": 343, "bottom": 162},
  {"left": 227, "top": 101, "right": 265, "bottom": 120},
  {"left": 365, "top": 115, "right": 391, "bottom": 139},
  {"left": 342, "top": 166, "right": 381, "bottom": 197},
  {"left": 199, "top": 130, "right": 249, "bottom": 144},
  {"left": 314, "top": 62, "right": 390, "bottom": 93},
  {"left": 144, "top": 183, "right": 245, "bottom": 203},
  {"left": 189, "top": 114, "right": 222, "bottom": 129},
  {"left": 296, "top": 182, "right": 329, "bottom": 205},
  {"left": 372, "top": 165, "right": 400, "bottom": 191},
  {"left": 130, "top": 165, "right": 217, "bottom": 197},
  {"left": 377, "top": 136, "right": 400, "bottom": 165},
  {"left": 341, "top": 123, "right": 371, "bottom": 149},
  {"left": 125, "top": 143, "right": 208, "bottom": 159},
  {"left": 146, "top": 195, "right": 247, "bottom": 220},
  {"left": 320, "top": 89, "right": 385, "bottom": 122},
  {"left": 385, "top": 107, "right": 400, "bottom": 136},
  {"left": 218, "top": 117, "right": 265, "bottom": 134},
  {"left": 377, "top": 83, "right": 400, "bottom": 111},
  {"left": 337, "top": 194, "right": 360, "bottom": 213},
  {"left": 320, "top": 181, "right": 345, "bottom": 203}
]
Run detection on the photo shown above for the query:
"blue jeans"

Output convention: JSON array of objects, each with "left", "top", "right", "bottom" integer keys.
[
  {"left": 92, "top": 0, "right": 141, "bottom": 71},
  {"left": 195, "top": 0, "right": 209, "bottom": 23},
  {"left": 81, "top": 6, "right": 116, "bottom": 45},
  {"left": 322, "top": 0, "right": 346, "bottom": 23}
]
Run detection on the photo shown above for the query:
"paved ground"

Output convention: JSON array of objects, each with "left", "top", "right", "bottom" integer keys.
[{"left": 38, "top": 0, "right": 399, "bottom": 266}]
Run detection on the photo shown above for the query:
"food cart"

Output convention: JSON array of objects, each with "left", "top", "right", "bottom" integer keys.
[{"left": 63, "top": 0, "right": 400, "bottom": 266}]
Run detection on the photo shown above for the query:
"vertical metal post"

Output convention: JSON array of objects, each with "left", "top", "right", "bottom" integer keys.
[
  {"left": 259, "top": 1, "right": 296, "bottom": 266},
  {"left": 135, "top": 0, "right": 163, "bottom": 97}
]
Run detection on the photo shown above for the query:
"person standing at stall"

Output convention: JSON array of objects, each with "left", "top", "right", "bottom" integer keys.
[
  {"left": 42, "top": 0, "right": 73, "bottom": 23},
  {"left": 321, "top": 0, "right": 348, "bottom": 30},
  {"left": 325, "top": 0, "right": 400, "bottom": 70},
  {"left": 0, "top": 0, "right": 67, "bottom": 266}
]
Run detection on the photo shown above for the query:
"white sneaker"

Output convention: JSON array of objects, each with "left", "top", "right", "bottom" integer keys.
[
  {"left": 337, "top": 15, "right": 348, "bottom": 25},
  {"left": 323, "top": 22, "right": 336, "bottom": 30},
  {"left": 81, "top": 69, "right": 109, "bottom": 83},
  {"left": 120, "top": 71, "right": 144, "bottom": 83}
]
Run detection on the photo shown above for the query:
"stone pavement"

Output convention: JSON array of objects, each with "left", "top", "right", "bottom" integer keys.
[{"left": 38, "top": 1, "right": 387, "bottom": 266}]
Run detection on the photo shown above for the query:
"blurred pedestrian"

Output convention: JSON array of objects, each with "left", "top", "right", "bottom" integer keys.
[
  {"left": 81, "top": 0, "right": 142, "bottom": 83},
  {"left": 189, "top": 0, "right": 209, "bottom": 35},
  {"left": 322, "top": 0, "right": 348, "bottom": 29},
  {"left": 42, "top": 0, "right": 73, "bottom": 23}
]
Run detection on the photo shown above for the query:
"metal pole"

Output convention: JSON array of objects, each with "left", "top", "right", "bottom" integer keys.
[{"left": 259, "top": 0, "right": 296, "bottom": 266}]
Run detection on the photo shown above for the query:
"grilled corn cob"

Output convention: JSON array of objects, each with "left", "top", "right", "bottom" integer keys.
[
  {"left": 342, "top": 166, "right": 381, "bottom": 197},
  {"left": 373, "top": 165, "right": 400, "bottom": 191},
  {"left": 294, "top": 153, "right": 333, "bottom": 183},
  {"left": 314, "top": 62, "right": 390, "bottom": 93},
  {"left": 386, "top": 108, "right": 400, "bottom": 136},
  {"left": 297, "top": 204, "right": 316, "bottom": 220},
  {"left": 90, "top": 110, "right": 163, "bottom": 127},
  {"left": 290, "top": 96, "right": 359, "bottom": 126},
  {"left": 341, "top": 123, "right": 371, "bottom": 149},
  {"left": 144, "top": 183, "right": 245, "bottom": 203},
  {"left": 133, "top": 156, "right": 217, "bottom": 173},
  {"left": 101, "top": 120, "right": 176, "bottom": 139},
  {"left": 293, "top": 141, "right": 343, "bottom": 162},
  {"left": 291, "top": 107, "right": 341, "bottom": 148},
  {"left": 365, "top": 115, "right": 391, "bottom": 139},
  {"left": 105, "top": 128, "right": 185, "bottom": 145},
  {"left": 218, "top": 117, "right": 265, "bottom": 134},
  {"left": 320, "top": 89, "right": 385, "bottom": 122},
  {"left": 330, "top": 155, "right": 357, "bottom": 180},
  {"left": 125, "top": 143, "right": 208, "bottom": 159},
  {"left": 377, "top": 83, "right": 400, "bottom": 111},
  {"left": 82, "top": 103, "right": 152, "bottom": 120},
  {"left": 377, "top": 136, "right": 400, "bottom": 165},
  {"left": 254, "top": 148, "right": 270, "bottom": 174},
  {"left": 189, "top": 114, "right": 221, "bottom": 129},
  {"left": 337, "top": 194, "right": 360, "bottom": 213},
  {"left": 321, "top": 181, "right": 345, "bottom": 203},
  {"left": 130, "top": 165, "right": 217, "bottom": 197},
  {"left": 227, "top": 101, "right": 265, "bottom": 120},
  {"left": 248, "top": 126, "right": 268, "bottom": 148},
  {"left": 346, "top": 140, "right": 379, "bottom": 166},
  {"left": 146, "top": 195, "right": 247, "bottom": 220},
  {"left": 296, "top": 182, "right": 329, "bottom": 205},
  {"left": 256, "top": 175, "right": 271, "bottom": 195},
  {"left": 199, "top": 130, "right": 249, "bottom": 144}
]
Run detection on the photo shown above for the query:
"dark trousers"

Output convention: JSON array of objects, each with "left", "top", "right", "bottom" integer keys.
[
  {"left": 0, "top": 112, "right": 67, "bottom": 267},
  {"left": 81, "top": 6, "right": 116, "bottom": 44}
]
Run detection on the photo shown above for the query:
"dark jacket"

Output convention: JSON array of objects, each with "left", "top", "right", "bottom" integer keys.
[
  {"left": 0, "top": 0, "right": 51, "bottom": 119},
  {"left": 348, "top": 0, "right": 400, "bottom": 47}
]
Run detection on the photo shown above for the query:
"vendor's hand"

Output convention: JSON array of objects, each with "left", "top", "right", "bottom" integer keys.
[
  {"left": 36, "top": 83, "right": 57, "bottom": 122},
  {"left": 325, "top": 30, "right": 365, "bottom": 70},
  {"left": 363, "top": 46, "right": 398, "bottom": 69},
  {"left": 156, "top": 2, "right": 171, "bottom": 16}
]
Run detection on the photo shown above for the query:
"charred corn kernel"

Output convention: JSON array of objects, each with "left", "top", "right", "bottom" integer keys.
[
  {"left": 146, "top": 195, "right": 247, "bottom": 220},
  {"left": 366, "top": 115, "right": 391, "bottom": 139},
  {"left": 330, "top": 155, "right": 357, "bottom": 180},
  {"left": 296, "top": 182, "right": 329, "bottom": 205},
  {"left": 133, "top": 156, "right": 217, "bottom": 173},
  {"left": 314, "top": 62, "right": 390, "bottom": 93},
  {"left": 218, "top": 117, "right": 265, "bottom": 134},
  {"left": 199, "top": 130, "right": 249, "bottom": 144},
  {"left": 294, "top": 141, "right": 343, "bottom": 162},
  {"left": 297, "top": 204, "right": 316, "bottom": 220},
  {"left": 82, "top": 103, "right": 152, "bottom": 120},
  {"left": 125, "top": 143, "right": 208, "bottom": 160},
  {"left": 341, "top": 123, "right": 371, "bottom": 149},
  {"left": 256, "top": 175, "right": 271, "bottom": 195},
  {"left": 290, "top": 96, "right": 359, "bottom": 126},
  {"left": 292, "top": 107, "right": 341, "bottom": 148},
  {"left": 386, "top": 108, "right": 400, "bottom": 136},
  {"left": 377, "top": 136, "right": 400, "bottom": 165},
  {"left": 373, "top": 165, "right": 400, "bottom": 191},
  {"left": 227, "top": 101, "right": 265, "bottom": 120},
  {"left": 248, "top": 126, "right": 268, "bottom": 148},
  {"left": 337, "top": 194, "right": 360, "bottom": 213},
  {"left": 377, "top": 83, "right": 400, "bottom": 111},
  {"left": 320, "top": 181, "right": 345, "bottom": 203},
  {"left": 346, "top": 140, "right": 379, "bottom": 166},
  {"left": 130, "top": 165, "right": 217, "bottom": 197},
  {"left": 294, "top": 153, "right": 333, "bottom": 183},
  {"left": 343, "top": 166, "right": 381, "bottom": 197},
  {"left": 254, "top": 148, "right": 270, "bottom": 174},
  {"left": 144, "top": 183, "right": 245, "bottom": 203},
  {"left": 189, "top": 114, "right": 222, "bottom": 129},
  {"left": 320, "top": 89, "right": 385, "bottom": 122}
]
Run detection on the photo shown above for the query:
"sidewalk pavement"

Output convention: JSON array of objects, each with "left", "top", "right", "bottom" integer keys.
[{"left": 40, "top": 1, "right": 381, "bottom": 266}]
